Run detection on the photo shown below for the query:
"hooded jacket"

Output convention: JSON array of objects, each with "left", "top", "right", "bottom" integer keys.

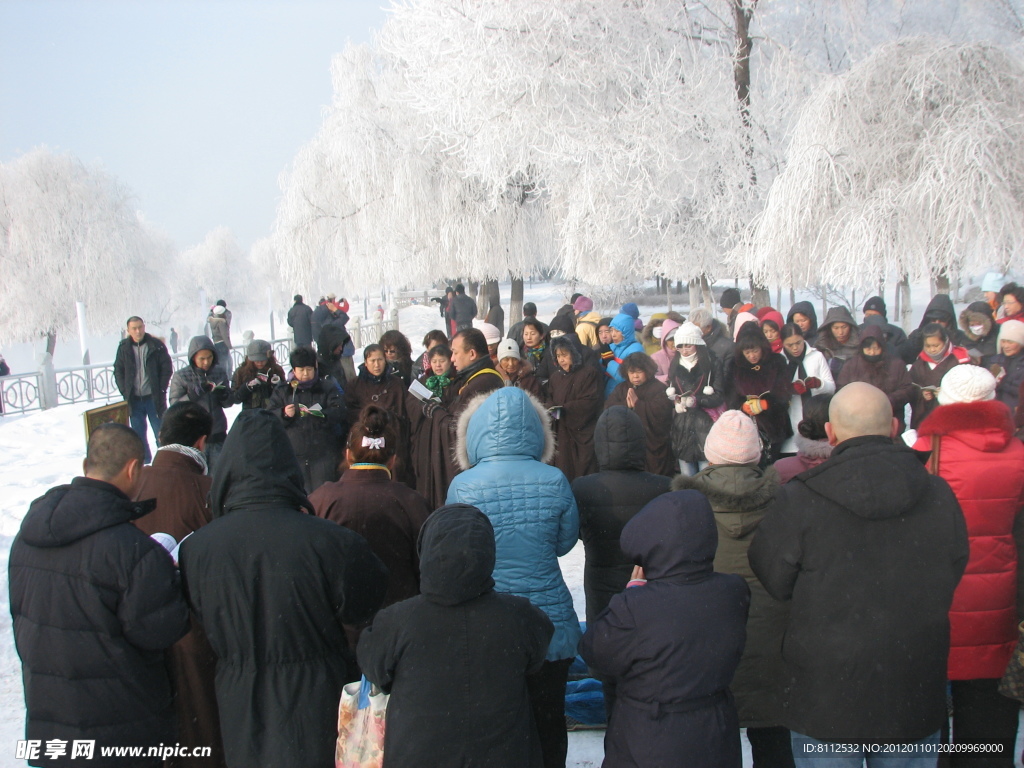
[
  {"left": 899, "top": 293, "right": 971, "bottom": 364},
  {"left": 316, "top": 324, "right": 353, "bottom": 384},
  {"left": 672, "top": 466, "right": 787, "bottom": 728},
  {"left": 605, "top": 374, "right": 676, "bottom": 476},
  {"left": 575, "top": 310, "right": 602, "bottom": 349},
  {"left": 580, "top": 491, "right": 750, "bottom": 768},
  {"left": 703, "top": 318, "right": 735, "bottom": 364},
  {"left": 786, "top": 302, "right": 819, "bottom": 347},
  {"left": 10, "top": 477, "right": 189, "bottom": 766},
  {"left": 167, "top": 336, "right": 233, "bottom": 440},
  {"left": 773, "top": 434, "right": 833, "bottom": 484},
  {"left": 915, "top": 400, "right": 1024, "bottom": 680},
  {"left": 836, "top": 344, "right": 915, "bottom": 430},
  {"left": 749, "top": 435, "right": 969, "bottom": 742},
  {"left": 605, "top": 313, "right": 645, "bottom": 397},
  {"left": 447, "top": 388, "right": 581, "bottom": 662},
  {"left": 571, "top": 407, "right": 672, "bottom": 624},
  {"left": 287, "top": 299, "right": 314, "bottom": 347},
  {"left": 357, "top": 505, "right": 553, "bottom": 768},
  {"left": 814, "top": 306, "right": 861, "bottom": 377},
  {"left": 652, "top": 318, "right": 681, "bottom": 383},
  {"left": 546, "top": 336, "right": 604, "bottom": 482},
  {"left": 959, "top": 301, "right": 999, "bottom": 365},
  {"left": 179, "top": 410, "right": 388, "bottom": 768}
]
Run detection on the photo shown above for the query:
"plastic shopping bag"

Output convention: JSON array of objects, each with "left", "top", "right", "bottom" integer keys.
[{"left": 336, "top": 676, "right": 388, "bottom": 768}]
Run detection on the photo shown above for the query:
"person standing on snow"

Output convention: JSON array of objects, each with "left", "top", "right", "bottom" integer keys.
[
  {"left": 113, "top": 315, "right": 173, "bottom": 463},
  {"left": 287, "top": 294, "right": 314, "bottom": 348},
  {"left": 168, "top": 336, "right": 233, "bottom": 475}
]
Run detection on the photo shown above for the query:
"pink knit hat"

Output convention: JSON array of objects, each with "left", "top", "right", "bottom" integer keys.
[{"left": 704, "top": 410, "right": 761, "bottom": 466}]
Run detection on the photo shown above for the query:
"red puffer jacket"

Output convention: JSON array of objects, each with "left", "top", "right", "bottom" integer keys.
[{"left": 916, "top": 399, "right": 1024, "bottom": 679}]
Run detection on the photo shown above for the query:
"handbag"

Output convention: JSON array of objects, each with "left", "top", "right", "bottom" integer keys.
[
  {"left": 998, "top": 621, "right": 1024, "bottom": 702},
  {"left": 336, "top": 676, "right": 389, "bottom": 768}
]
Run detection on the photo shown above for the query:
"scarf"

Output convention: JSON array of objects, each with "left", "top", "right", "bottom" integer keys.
[
  {"left": 424, "top": 373, "right": 452, "bottom": 397},
  {"left": 526, "top": 343, "right": 546, "bottom": 366},
  {"left": 157, "top": 443, "right": 209, "bottom": 475},
  {"left": 358, "top": 364, "right": 388, "bottom": 385},
  {"left": 679, "top": 351, "right": 699, "bottom": 371},
  {"left": 921, "top": 340, "right": 951, "bottom": 366}
]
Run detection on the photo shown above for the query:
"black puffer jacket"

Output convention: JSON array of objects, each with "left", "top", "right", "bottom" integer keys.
[
  {"left": 113, "top": 333, "right": 174, "bottom": 414},
  {"left": 899, "top": 293, "right": 970, "bottom": 364},
  {"left": 358, "top": 505, "right": 553, "bottom": 768},
  {"left": 571, "top": 406, "right": 672, "bottom": 624},
  {"left": 180, "top": 410, "right": 388, "bottom": 768},
  {"left": 10, "top": 477, "right": 189, "bottom": 766},
  {"left": 749, "top": 436, "right": 969, "bottom": 743},
  {"left": 267, "top": 375, "right": 347, "bottom": 494}
]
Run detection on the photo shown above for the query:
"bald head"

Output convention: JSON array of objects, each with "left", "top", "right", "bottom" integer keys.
[{"left": 826, "top": 382, "right": 897, "bottom": 445}]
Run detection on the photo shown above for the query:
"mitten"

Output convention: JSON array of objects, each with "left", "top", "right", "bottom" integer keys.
[
  {"left": 792, "top": 380, "right": 807, "bottom": 395},
  {"left": 665, "top": 386, "right": 676, "bottom": 399},
  {"left": 422, "top": 399, "right": 443, "bottom": 419},
  {"left": 247, "top": 378, "right": 261, "bottom": 390},
  {"left": 683, "top": 396, "right": 697, "bottom": 409},
  {"left": 805, "top": 377, "right": 822, "bottom": 390}
]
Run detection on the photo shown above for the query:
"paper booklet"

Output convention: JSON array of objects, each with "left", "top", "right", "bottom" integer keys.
[{"left": 408, "top": 378, "right": 439, "bottom": 403}]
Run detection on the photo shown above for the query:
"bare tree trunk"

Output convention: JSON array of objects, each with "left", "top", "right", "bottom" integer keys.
[
  {"left": 749, "top": 276, "right": 770, "bottom": 309},
  {"left": 45, "top": 330, "right": 57, "bottom": 358},
  {"left": 789, "top": 286, "right": 796, "bottom": 308},
  {"left": 934, "top": 269, "right": 950, "bottom": 295},
  {"left": 468, "top": 281, "right": 481, "bottom": 315},
  {"left": 732, "top": 0, "right": 757, "bottom": 185},
  {"left": 700, "top": 274, "right": 714, "bottom": 307},
  {"left": 689, "top": 278, "right": 701, "bottom": 312},
  {"left": 898, "top": 275, "right": 912, "bottom": 332},
  {"left": 510, "top": 276, "right": 524, "bottom": 324},
  {"left": 776, "top": 286, "right": 781, "bottom": 310},
  {"left": 666, "top": 277, "right": 672, "bottom": 313}
]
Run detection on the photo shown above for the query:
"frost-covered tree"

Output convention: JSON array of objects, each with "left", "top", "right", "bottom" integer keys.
[
  {"left": 739, "top": 38, "right": 1024, "bottom": 300},
  {"left": 178, "top": 226, "right": 251, "bottom": 309},
  {"left": 0, "top": 147, "right": 162, "bottom": 354}
]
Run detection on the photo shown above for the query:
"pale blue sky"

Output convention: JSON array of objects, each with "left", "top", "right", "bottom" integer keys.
[{"left": 0, "top": 0, "right": 389, "bottom": 250}]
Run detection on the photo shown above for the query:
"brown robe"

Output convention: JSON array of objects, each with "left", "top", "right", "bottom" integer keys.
[
  {"left": 133, "top": 449, "right": 225, "bottom": 768},
  {"left": 345, "top": 369, "right": 414, "bottom": 486},
  {"left": 605, "top": 378, "right": 676, "bottom": 477},
  {"left": 546, "top": 362, "right": 603, "bottom": 481}
]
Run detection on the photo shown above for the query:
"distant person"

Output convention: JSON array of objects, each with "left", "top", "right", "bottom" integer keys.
[
  {"left": 167, "top": 336, "right": 233, "bottom": 474},
  {"left": 113, "top": 315, "right": 174, "bottom": 463},
  {"left": 10, "top": 423, "right": 189, "bottom": 765},
  {"left": 169, "top": 327, "right": 179, "bottom": 354},
  {"left": 287, "top": 294, "right": 314, "bottom": 348},
  {"left": 508, "top": 302, "right": 544, "bottom": 347},
  {"left": 0, "top": 352, "right": 8, "bottom": 415},
  {"left": 207, "top": 305, "right": 233, "bottom": 379},
  {"left": 231, "top": 339, "right": 285, "bottom": 411},
  {"left": 449, "top": 284, "right": 478, "bottom": 334}
]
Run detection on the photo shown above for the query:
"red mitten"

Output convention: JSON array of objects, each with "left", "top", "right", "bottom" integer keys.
[
  {"left": 805, "top": 377, "right": 822, "bottom": 390},
  {"left": 792, "top": 380, "right": 807, "bottom": 395}
]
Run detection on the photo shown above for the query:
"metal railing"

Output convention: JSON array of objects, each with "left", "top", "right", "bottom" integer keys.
[{"left": 0, "top": 311, "right": 401, "bottom": 417}]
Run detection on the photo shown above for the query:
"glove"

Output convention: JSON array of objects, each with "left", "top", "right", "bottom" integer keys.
[
  {"left": 805, "top": 377, "right": 822, "bottom": 390},
  {"left": 247, "top": 378, "right": 261, "bottom": 390},
  {"left": 742, "top": 397, "right": 768, "bottom": 416},
  {"left": 665, "top": 387, "right": 676, "bottom": 399},
  {"left": 792, "top": 380, "right": 807, "bottom": 395},
  {"left": 422, "top": 399, "right": 443, "bottom": 419},
  {"left": 203, "top": 381, "right": 217, "bottom": 392},
  {"left": 683, "top": 396, "right": 697, "bottom": 409}
]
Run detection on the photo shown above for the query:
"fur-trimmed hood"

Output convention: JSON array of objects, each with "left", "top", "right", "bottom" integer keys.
[
  {"left": 959, "top": 302, "right": 996, "bottom": 342},
  {"left": 672, "top": 464, "right": 778, "bottom": 539},
  {"left": 794, "top": 433, "right": 834, "bottom": 460},
  {"left": 917, "top": 399, "right": 1015, "bottom": 453},
  {"left": 454, "top": 387, "right": 556, "bottom": 471}
]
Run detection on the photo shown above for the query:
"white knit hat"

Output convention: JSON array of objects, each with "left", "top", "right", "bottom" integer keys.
[
  {"left": 704, "top": 410, "right": 761, "bottom": 466},
  {"left": 673, "top": 322, "right": 706, "bottom": 347},
  {"left": 998, "top": 319, "right": 1024, "bottom": 347},
  {"left": 478, "top": 323, "right": 502, "bottom": 345},
  {"left": 937, "top": 365, "right": 997, "bottom": 405},
  {"left": 212, "top": 305, "right": 226, "bottom": 316},
  {"left": 496, "top": 338, "right": 520, "bottom": 361}
]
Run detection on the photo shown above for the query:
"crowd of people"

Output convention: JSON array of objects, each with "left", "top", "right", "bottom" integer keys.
[{"left": 11, "top": 278, "right": 1024, "bottom": 768}]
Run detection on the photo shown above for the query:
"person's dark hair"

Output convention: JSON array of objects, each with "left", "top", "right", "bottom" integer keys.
[
  {"left": 290, "top": 345, "right": 318, "bottom": 369},
  {"left": 454, "top": 328, "right": 489, "bottom": 359},
  {"left": 859, "top": 334, "right": 884, "bottom": 353},
  {"left": 347, "top": 405, "right": 398, "bottom": 464},
  {"left": 780, "top": 322, "right": 804, "bottom": 339},
  {"left": 422, "top": 330, "right": 447, "bottom": 349},
  {"left": 293, "top": 294, "right": 302, "bottom": 302},
  {"left": 920, "top": 322, "right": 949, "bottom": 343},
  {"left": 735, "top": 322, "right": 770, "bottom": 356},
  {"left": 216, "top": 299, "right": 227, "bottom": 308},
  {"left": 84, "top": 423, "right": 144, "bottom": 480},
  {"left": 428, "top": 344, "right": 452, "bottom": 361},
  {"left": 521, "top": 318, "right": 547, "bottom": 343},
  {"left": 761, "top": 318, "right": 781, "bottom": 334},
  {"left": 523, "top": 302, "right": 537, "bottom": 317},
  {"left": 797, "top": 393, "right": 833, "bottom": 441},
  {"left": 622, "top": 351, "right": 657, "bottom": 378},
  {"left": 126, "top": 316, "right": 144, "bottom": 327},
  {"left": 363, "top": 343, "right": 385, "bottom": 361},
  {"left": 598, "top": 317, "right": 614, "bottom": 330},
  {"left": 379, "top": 330, "right": 412, "bottom": 360},
  {"left": 158, "top": 402, "right": 213, "bottom": 447},
  {"left": 1000, "top": 283, "right": 1024, "bottom": 305},
  {"left": 569, "top": 293, "right": 583, "bottom": 304},
  {"left": 455, "top": 283, "right": 466, "bottom": 294}
]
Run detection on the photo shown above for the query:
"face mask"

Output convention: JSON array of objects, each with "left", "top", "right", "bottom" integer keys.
[
  {"left": 970, "top": 324, "right": 986, "bottom": 336},
  {"left": 862, "top": 353, "right": 883, "bottom": 363}
]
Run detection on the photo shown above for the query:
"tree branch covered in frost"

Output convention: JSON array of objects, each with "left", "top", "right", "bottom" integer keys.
[
  {"left": 177, "top": 226, "right": 252, "bottom": 309},
  {"left": 0, "top": 148, "right": 164, "bottom": 345},
  {"left": 738, "top": 38, "right": 1024, "bottom": 291}
]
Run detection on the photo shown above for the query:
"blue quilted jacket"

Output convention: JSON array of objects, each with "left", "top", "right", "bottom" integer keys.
[{"left": 447, "top": 387, "right": 581, "bottom": 662}]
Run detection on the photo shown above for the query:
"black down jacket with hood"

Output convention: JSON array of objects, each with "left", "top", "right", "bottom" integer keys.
[
  {"left": 898, "top": 293, "right": 970, "bottom": 364},
  {"left": 10, "top": 477, "right": 189, "bottom": 767},
  {"left": 571, "top": 406, "right": 671, "bottom": 624},
  {"left": 358, "top": 505, "right": 554, "bottom": 768},
  {"left": 179, "top": 410, "right": 388, "bottom": 768}
]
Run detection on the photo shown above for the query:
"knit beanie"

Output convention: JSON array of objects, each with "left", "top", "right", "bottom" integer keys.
[
  {"left": 620, "top": 302, "right": 640, "bottom": 320},
  {"left": 937, "top": 365, "right": 997, "bottom": 405},
  {"left": 982, "top": 272, "right": 1007, "bottom": 294},
  {"left": 732, "top": 311, "right": 760, "bottom": 341},
  {"left": 863, "top": 296, "right": 887, "bottom": 317},
  {"left": 720, "top": 288, "right": 741, "bottom": 309},
  {"left": 496, "top": 338, "right": 520, "bottom": 361},
  {"left": 478, "top": 323, "right": 502, "bottom": 345},
  {"left": 998, "top": 319, "right": 1024, "bottom": 347},
  {"left": 704, "top": 410, "right": 761, "bottom": 466},
  {"left": 672, "top": 322, "right": 705, "bottom": 347},
  {"left": 573, "top": 296, "right": 594, "bottom": 313}
]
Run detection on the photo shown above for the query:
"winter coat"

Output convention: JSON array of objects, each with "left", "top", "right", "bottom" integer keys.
[
  {"left": 507, "top": 317, "right": 546, "bottom": 348},
  {"left": 447, "top": 387, "right": 582, "bottom": 662},
  {"left": 605, "top": 313, "right": 645, "bottom": 397},
  {"left": 179, "top": 410, "right": 388, "bottom": 768},
  {"left": 287, "top": 300, "right": 314, "bottom": 347},
  {"left": 545, "top": 338, "right": 604, "bottom": 481},
  {"left": 748, "top": 435, "right": 969, "bottom": 743},
  {"left": 576, "top": 310, "right": 602, "bottom": 349},
  {"left": 959, "top": 301, "right": 999, "bottom": 366},
  {"left": 773, "top": 435, "right": 833, "bottom": 484},
  {"left": 168, "top": 336, "right": 233, "bottom": 441},
  {"left": 505, "top": 361, "right": 545, "bottom": 400},
  {"left": 231, "top": 359, "right": 286, "bottom": 410},
  {"left": 406, "top": 373, "right": 450, "bottom": 510},
  {"left": 132, "top": 449, "right": 225, "bottom": 768},
  {"left": 267, "top": 375, "right": 347, "bottom": 494},
  {"left": 992, "top": 352, "right": 1024, "bottom": 417},
  {"left": 309, "top": 467, "right": 432, "bottom": 609},
  {"left": 580, "top": 491, "right": 750, "bottom": 768},
  {"left": 908, "top": 345, "right": 971, "bottom": 428},
  {"left": 859, "top": 314, "right": 908, "bottom": 359},
  {"left": 358, "top": 505, "right": 552, "bottom": 768},
  {"left": 651, "top": 318, "right": 681, "bottom": 383},
  {"left": 898, "top": 293, "right": 971, "bottom": 364},
  {"left": 606, "top": 377, "right": 677, "bottom": 476},
  {"left": 780, "top": 345, "right": 835, "bottom": 454},
  {"left": 672, "top": 466, "right": 787, "bottom": 728},
  {"left": 113, "top": 333, "right": 174, "bottom": 414},
  {"left": 704, "top": 318, "right": 735, "bottom": 364},
  {"left": 10, "top": 477, "right": 189, "bottom": 766},
  {"left": 726, "top": 350, "right": 793, "bottom": 447},
  {"left": 207, "top": 315, "right": 230, "bottom": 348},
  {"left": 449, "top": 292, "right": 478, "bottom": 333},
  {"left": 640, "top": 313, "right": 668, "bottom": 355},
  {"left": 786, "top": 302, "right": 819, "bottom": 347},
  {"left": 571, "top": 407, "right": 672, "bottom": 624},
  {"left": 836, "top": 349, "right": 915, "bottom": 430},
  {"left": 345, "top": 366, "right": 413, "bottom": 485},
  {"left": 316, "top": 324, "right": 353, "bottom": 385},
  {"left": 914, "top": 400, "right": 1024, "bottom": 680},
  {"left": 485, "top": 304, "right": 505, "bottom": 336},
  {"left": 666, "top": 348, "right": 725, "bottom": 464},
  {"left": 311, "top": 303, "right": 349, "bottom": 344},
  {"left": 815, "top": 306, "right": 861, "bottom": 378}
]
